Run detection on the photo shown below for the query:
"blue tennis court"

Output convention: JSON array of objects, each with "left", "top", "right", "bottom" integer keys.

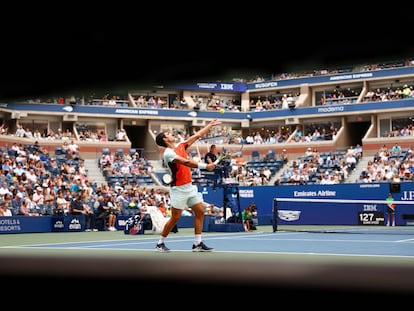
[{"left": 12, "top": 229, "right": 414, "bottom": 258}]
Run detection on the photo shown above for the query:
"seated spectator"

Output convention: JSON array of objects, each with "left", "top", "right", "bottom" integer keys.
[
  {"left": 0, "top": 201, "right": 12, "bottom": 216},
  {"left": 354, "top": 144, "right": 363, "bottom": 159},
  {"left": 103, "top": 195, "right": 120, "bottom": 231},
  {"left": 19, "top": 196, "right": 40, "bottom": 216},
  {"left": 0, "top": 181, "right": 11, "bottom": 197},
  {"left": 11, "top": 192, "right": 24, "bottom": 215},
  {"left": 115, "top": 129, "right": 127, "bottom": 141},
  {"left": 70, "top": 192, "right": 97, "bottom": 232},
  {"left": 32, "top": 186, "right": 44, "bottom": 206},
  {"left": 67, "top": 140, "right": 80, "bottom": 159},
  {"left": 391, "top": 143, "right": 402, "bottom": 155},
  {"left": 55, "top": 189, "right": 70, "bottom": 215},
  {"left": 115, "top": 190, "right": 131, "bottom": 215},
  {"left": 2, "top": 193, "right": 13, "bottom": 211},
  {"left": 345, "top": 153, "right": 357, "bottom": 171},
  {"left": 94, "top": 195, "right": 108, "bottom": 230}
]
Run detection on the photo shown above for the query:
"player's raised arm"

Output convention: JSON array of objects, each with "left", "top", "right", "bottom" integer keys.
[{"left": 186, "top": 119, "right": 222, "bottom": 147}]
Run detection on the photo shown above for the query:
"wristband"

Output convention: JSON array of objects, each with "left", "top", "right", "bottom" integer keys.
[{"left": 198, "top": 162, "right": 207, "bottom": 170}]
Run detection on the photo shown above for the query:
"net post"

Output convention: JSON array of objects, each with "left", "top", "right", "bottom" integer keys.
[{"left": 272, "top": 198, "right": 278, "bottom": 232}]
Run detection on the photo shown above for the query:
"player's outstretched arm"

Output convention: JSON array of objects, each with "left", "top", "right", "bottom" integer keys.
[
  {"left": 173, "top": 155, "right": 216, "bottom": 171},
  {"left": 186, "top": 119, "right": 221, "bottom": 146}
]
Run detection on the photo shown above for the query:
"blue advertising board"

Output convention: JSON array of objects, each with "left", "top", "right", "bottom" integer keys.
[
  {"left": 1, "top": 183, "right": 413, "bottom": 234},
  {"left": 51, "top": 215, "right": 85, "bottom": 232},
  {"left": 0, "top": 216, "right": 52, "bottom": 234},
  {"left": 200, "top": 182, "right": 414, "bottom": 226},
  {"left": 0, "top": 215, "right": 86, "bottom": 234}
]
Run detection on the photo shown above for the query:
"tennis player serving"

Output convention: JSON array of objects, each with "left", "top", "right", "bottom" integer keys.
[{"left": 155, "top": 119, "right": 222, "bottom": 252}]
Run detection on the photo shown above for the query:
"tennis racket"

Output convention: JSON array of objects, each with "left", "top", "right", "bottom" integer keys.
[{"left": 214, "top": 153, "right": 228, "bottom": 165}]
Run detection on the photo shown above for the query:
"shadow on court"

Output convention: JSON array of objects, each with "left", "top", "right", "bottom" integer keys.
[{"left": 1, "top": 227, "right": 414, "bottom": 302}]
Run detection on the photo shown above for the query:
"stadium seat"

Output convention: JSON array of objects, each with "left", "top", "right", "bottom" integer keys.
[{"left": 268, "top": 150, "right": 275, "bottom": 160}]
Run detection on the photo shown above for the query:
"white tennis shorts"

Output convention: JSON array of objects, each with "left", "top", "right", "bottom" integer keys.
[{"left": 170, "top": 183, "right": 203, "bottom": 209}]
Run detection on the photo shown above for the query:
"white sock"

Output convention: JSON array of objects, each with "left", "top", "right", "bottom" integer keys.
[
  {"left": 194, "top": 234, "right": 202, "bottom": 245},
  {"left": 158, "top": 236, "right": 166, "bottom": 244}
]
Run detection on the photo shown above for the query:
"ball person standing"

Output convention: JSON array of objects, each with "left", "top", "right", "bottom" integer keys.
[
  {"left": 155, "top": 119, "right": 221, "bottom": 252},
  {"left": 386, "top": 192, "right": 396, "bottom": 226}
]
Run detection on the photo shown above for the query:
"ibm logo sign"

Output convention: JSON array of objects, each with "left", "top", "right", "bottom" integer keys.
[{"left": 220, "top": 83, "right": 233, "bottom": 90}]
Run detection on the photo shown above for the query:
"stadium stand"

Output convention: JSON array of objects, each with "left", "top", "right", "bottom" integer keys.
[{"left": 3, "top": 28, "right": 414, "bottom": 301}]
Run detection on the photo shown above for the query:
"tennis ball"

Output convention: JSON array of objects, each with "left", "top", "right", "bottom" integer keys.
[{"left": 219, "top": 108, "right": 225, "bottom": 114}]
